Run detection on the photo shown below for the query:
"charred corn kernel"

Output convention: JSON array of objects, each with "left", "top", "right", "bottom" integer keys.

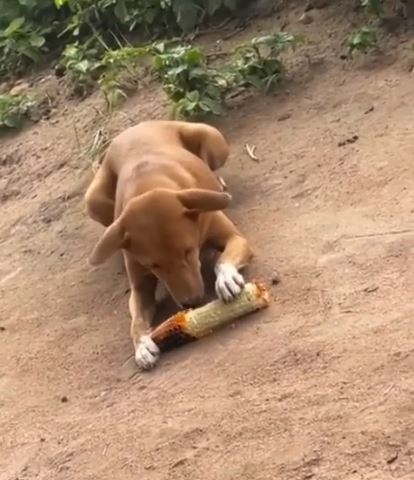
[{"left": 150, "top": 282, "right": 270, "bottom": 352}]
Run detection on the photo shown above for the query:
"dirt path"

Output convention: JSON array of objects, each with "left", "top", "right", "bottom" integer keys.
[{"left": 1, "top": 6, "right": 414, "bottom": 480}]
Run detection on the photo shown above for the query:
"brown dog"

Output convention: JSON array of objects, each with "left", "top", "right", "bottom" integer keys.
[{"left": 85, "top": 120, "right": 253, "bottom": 369}]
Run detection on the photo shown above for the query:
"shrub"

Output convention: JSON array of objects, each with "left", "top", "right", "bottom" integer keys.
[{"left": 0, "top": 93, "right": 36, "bottom": 129}]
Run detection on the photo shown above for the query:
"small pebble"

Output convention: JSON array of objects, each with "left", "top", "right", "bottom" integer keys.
[
  {"left": 61, "top": 395, "right": 69, "bottom": 403},
  {"left": 386, "top": 452, "right": 398, "bottom": 464},
  {"left": 278, "top": 112, "right": 291, "bottom": 122},
  {"left": 171, "top": 458, "right": 187, "bottom": 469},
  {"left": 363, "top": 285, "right": 379, "bottom": 293},
  {"left": 271, "top": 274, "right": 281, "bottom": 285}
]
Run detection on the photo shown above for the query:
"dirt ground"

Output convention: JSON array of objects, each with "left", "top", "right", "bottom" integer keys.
[{"left": 1, "top": 3, "right": 414, "bottom": 480}]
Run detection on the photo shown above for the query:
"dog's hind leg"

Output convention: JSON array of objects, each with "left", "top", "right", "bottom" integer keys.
[
  {"left": 198, "top": 126, "right": 230, "bottom": 172},
  {"left": 85, "top": 163, "right": 116, "bottom": 227},
  {"left": 180, "top": 122, "right": 230, "bottom": 191}
]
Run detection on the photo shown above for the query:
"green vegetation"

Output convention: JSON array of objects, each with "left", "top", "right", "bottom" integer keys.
[
  {"left": 0, "top": 93, "right": 36, "bottom": 129},
  {"left": 361, "top": 0, "right": 384, "bottom": 17},
  {"left": 347, "top": 27, "right": 378, "bottom": 54},
  {"left": 55, "top": 32, "right": 302, "bottom": 118},
  {"left": 0, "top": 0, "right": 407, "bottom": 130},
  {"left": 0, "top": 0, "right": 243, "bottom": 77},
  {"left": 154, "top": 33, "right": 302, "bottom": 118}
]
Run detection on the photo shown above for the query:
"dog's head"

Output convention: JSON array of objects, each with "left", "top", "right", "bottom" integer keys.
[{"left": 89, "top": 188, "right": 231, "bottom": 307}]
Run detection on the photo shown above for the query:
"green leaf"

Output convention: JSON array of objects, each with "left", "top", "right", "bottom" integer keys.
[
  {"left": 361, "top": 0, "right": 383, "bottom": 16},
  {"left": 224, "top": 0, "right": 238, "bottom": 11},
  {"left": 245, "top": 75, "right": 264, "bottom": 89},
  {"left": 76, "top": 59, "right": 91, "bottom": 73},
  {"left": 145, "top": 8, "right": 159, "bottom": 25},
  {"left": 206, "top": 0, "right": 223, "bottom": 16},
  {"left": 186, "top": 90, "right": 200, "bottom": 102},
  {"left": 188, "top": 67, "right": 208, "bottom": 79},
  {"left": 4, "top": 113, "right": 22, "bottom": 128},
  {"left": 114, "top": 0, "right": 128, "bottom": 23},
  {"left": 348, "top": 27, "right": 377, "bottom": 53},
  {"left": 21, "top": 46, "right": 40, "bottom": 62},
  {"left": 172, "top": 0, "right": 199, "bottom": 33},
  {"left": 5, "top": 17, "right": 25, "bottom": 36},
  {"left": 54, "top": 0, "right": 68, "bottom": 8},
  {"left": 202, "top": 97, "right": 224, "bottom": 115},
  {"left": 29, "top": 34, "right": 46, "bottom": 48},
  {"left": 185, "top": 48, "right": 203, "bottom": 64}
]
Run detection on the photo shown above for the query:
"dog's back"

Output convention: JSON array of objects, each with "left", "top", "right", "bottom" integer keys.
[{"left": 105, "top": 120, "right": 229, "bottom": 175}]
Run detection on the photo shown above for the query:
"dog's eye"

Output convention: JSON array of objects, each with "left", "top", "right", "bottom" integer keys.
[
  {"left": 185, "top": 248, "right": 193, "bottom": 260},
  {"left": 150, "top": 263, "right": 160, "bottom": 270}
]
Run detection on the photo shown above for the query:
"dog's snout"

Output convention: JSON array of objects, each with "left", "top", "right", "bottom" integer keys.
[
  {"left": 182, "top": 296, "right": 202, "bottom": 310},
  {"left": 164, "top": 267, "right": 204, "bottom": 309},
  {"left": 182, "top": 302, "right": 195, "bottom": 310}
]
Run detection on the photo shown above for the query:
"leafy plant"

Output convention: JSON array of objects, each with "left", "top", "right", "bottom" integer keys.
[
  {"left": 0, "top": 0, "right": 57, "bottom": 29},
  {"left": 0, "top": 0, "right": 242, "bottom": 79},
  {"left": 59, "top": 41, "right": 103, "bottom": 94},
  {"left": 0, "top": 93, "right": 36, "bottom": 129},
  {"left": 98, "top": 46, "right": 150, "bottom": 109},
  {"left": 147, "top": 33, "right": 302, "bottom": 119},
  {"left": 54, "top": 0, "right": 241, "bottom": 40},
  {"left": 361, "top": 0, "right": 384, "bottom": 16},
  {"left": 0, "top": 17, "right": 49, "bottom": 76},
  {"left": 151, "top": 42, "right": 230, "bottom": 118},
  {"left": 231, "top": 33, "right": 303, "bottom": 92},
  {"left": 348, "top": 27, "right": 378, "bottom": 54}
]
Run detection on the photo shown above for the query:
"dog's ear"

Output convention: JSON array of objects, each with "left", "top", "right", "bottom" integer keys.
[
  {"left": 89, "top": 217, "right": 129, "bottom": 266},
  {"left": 178, "top": 189, "right": 231, "bottom": 215}
]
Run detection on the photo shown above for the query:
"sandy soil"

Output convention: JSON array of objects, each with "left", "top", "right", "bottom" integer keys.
[{"left": 1, "top": 3, "right": 413, "bottom": 480}]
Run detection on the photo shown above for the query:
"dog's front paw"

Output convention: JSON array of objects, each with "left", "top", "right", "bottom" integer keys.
[
  {"left": 135, "top": 335, "right": 160, "bottom": 370},
  {"left": 215, "top": 263, "right": 245, "bottom": 302}
]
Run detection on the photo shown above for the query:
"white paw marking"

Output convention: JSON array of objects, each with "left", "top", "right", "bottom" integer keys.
[
  {"left": 215, "top": 263, "right": 245, "bottom": 303},
  {"left": 135, "top": 335, "right": 160, "bottom": 370}
]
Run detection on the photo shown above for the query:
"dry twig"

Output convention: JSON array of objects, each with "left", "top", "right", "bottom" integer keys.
[{"left": 245, "top": 143, "right": 260, "bottom": 162}]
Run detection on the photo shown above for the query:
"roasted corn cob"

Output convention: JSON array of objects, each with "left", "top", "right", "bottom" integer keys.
[{"left": 150, "top": 281, "right": 270, "bottom": 352}]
